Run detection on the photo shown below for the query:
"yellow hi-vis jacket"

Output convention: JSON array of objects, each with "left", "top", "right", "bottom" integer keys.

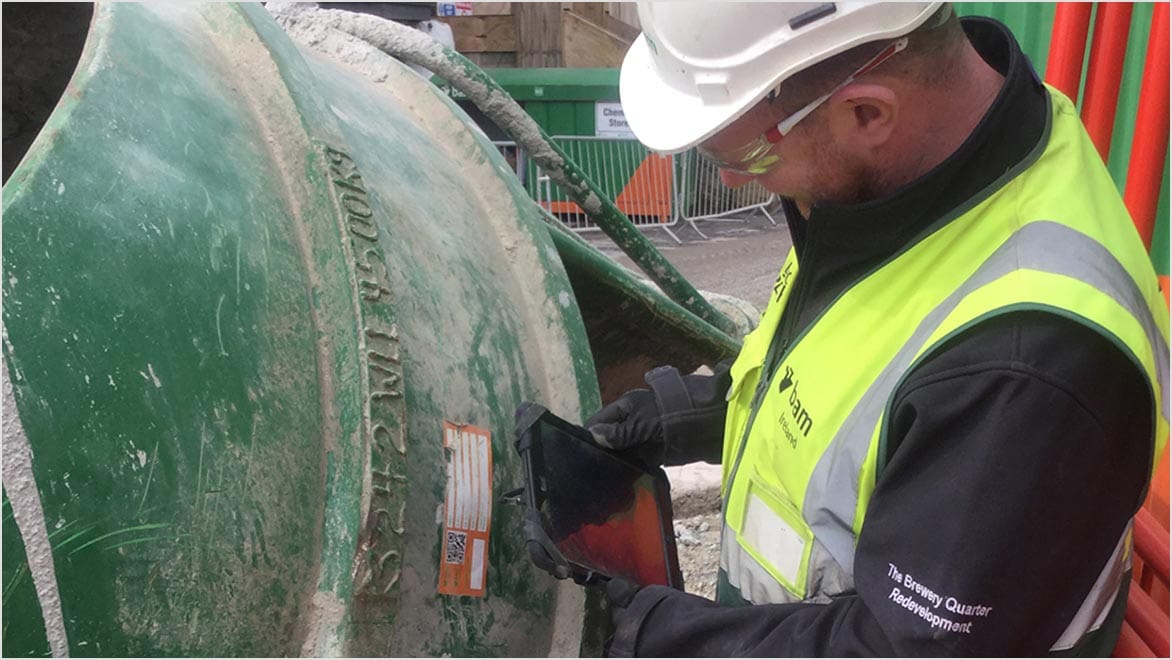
[{"left": 718, "top": 86, "right": 1169, "bottom": 651}]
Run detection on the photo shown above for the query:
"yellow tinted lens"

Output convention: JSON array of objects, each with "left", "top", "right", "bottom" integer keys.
[
  {"left": 698, "top": 148, "right": 780, "bottom": 176},
  {"left": 743, "top": 154, "right": 781, "bottom": 174},
  {"left": 699, "top": 135, "right": 775, "bottom": 173}
]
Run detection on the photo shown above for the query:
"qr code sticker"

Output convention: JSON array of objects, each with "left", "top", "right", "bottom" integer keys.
[{"left": 445, "top": 530, "right": 468, "bottom": 564}]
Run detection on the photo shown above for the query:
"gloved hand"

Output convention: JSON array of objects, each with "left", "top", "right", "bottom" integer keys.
[
  {"left": 605, "top": 577, "right": 641, "bottom": 611},
  {"left": 589, "top": 362, "right": 733, "bottom": 468},
  {"left": 585, "top": 389, "right": 666, "bottom": 466},
  {"left": 602, "top": 578, "right": 642, "bottom": 657}
]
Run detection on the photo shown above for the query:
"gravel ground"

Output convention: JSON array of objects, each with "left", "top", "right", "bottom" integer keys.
[
  {"left": 584, "top": 210, "right": 794, "bottom": 599},
  {"left": 670, "top": 485, "right": 725, "bottom": 599}
]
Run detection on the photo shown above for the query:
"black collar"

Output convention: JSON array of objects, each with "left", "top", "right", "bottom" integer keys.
[{"left": 783, "top": 17, "right": 1049, "bottom": 259}]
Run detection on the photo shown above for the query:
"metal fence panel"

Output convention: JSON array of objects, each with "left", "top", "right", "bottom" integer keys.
[
  {"left": 532, "top": 136, "right": 677, "bottom": 231},
  {"left": 493, "top": 137, "right": 777, "bottom": 239},
  {"left": 676, "top": 151, "right": 777, "bottom": 224}
]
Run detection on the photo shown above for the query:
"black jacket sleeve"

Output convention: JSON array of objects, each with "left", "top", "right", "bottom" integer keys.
[{"left": 613, "top": 312, "right": 1154, "bottom": 657}]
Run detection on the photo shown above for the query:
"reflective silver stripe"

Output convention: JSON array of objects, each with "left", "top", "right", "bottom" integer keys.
[
  {"left": 1050, "top": 524, "right": 1132, "bottom": 651},
  {"left": 720, "top": 521, "right": 795, "bottom": 604},
  {"left": 721, "top": 221, "right": 1165, "bottom": 615},
  {"left": 719, "top": 520, "right": 850, "bottom": 605},
  {"left": 804, "top": 221, "right": 1169, "bottom": 576}
]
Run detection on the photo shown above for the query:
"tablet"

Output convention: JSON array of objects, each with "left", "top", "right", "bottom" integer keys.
[{"left": 514, "top": 402, "right": 683, "bottom": 589}]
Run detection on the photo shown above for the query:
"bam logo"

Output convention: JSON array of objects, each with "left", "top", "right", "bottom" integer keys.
[
  {"left": 776, "top": 365, "right": 813, "bottom": 445},
  {"left": 772, "top": 262, "right": 795, "bottom": 303}
]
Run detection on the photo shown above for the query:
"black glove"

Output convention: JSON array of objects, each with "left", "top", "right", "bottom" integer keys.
[
  {"left": 586, "top": 388, "right": 666, "bottom": 466},
  {"left": 588, "top": 363, "right": 732, "bottom": 467},
  {"left": 602, "top": 578, "right": 642, "bottom": 657}
]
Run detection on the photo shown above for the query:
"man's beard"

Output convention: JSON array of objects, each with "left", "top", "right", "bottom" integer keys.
[{"left": 810, "top": 152, "right": 888, "bottom": 207}]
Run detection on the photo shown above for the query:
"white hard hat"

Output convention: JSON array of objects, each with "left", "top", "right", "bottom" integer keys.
[{"left": 620, "top": 2, "right": 944, "bottom": 153}]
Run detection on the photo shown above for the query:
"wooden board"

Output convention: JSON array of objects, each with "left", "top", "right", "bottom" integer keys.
[
  {"left": 464, "top": 52, "right": 518, "bottom": 68},
  {"left": 602, "top": 12, "right": 641, "bottom": 44},
  {"left": 471, "top": 2, "right": 512, "bottom": 15},
  {"left": 515, "top": 3, "right": 563, "bottom": 67},
  {"left": 437, "top": 15, "right": 516, "bottom": 53},
  {"left": 605, "top": 3, "right": 640, "bottom": 31},
  {"left": 569, "top": 2, "right": 605, "bottom": 25},
  {"left": 562, "top": 8, "right": 631, "bottom": 68}
]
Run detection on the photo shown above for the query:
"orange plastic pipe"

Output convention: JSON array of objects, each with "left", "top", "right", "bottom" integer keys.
[
  {"left": 1113, "top": 621, "right": 1156, "bottom": 657},
  {"left": 1143, "top": 443, "right": 1171, "bottom": 531},
  {"left": 1133, "top": 507, "right": 1170, "bottom": 584},
  {"left": 1122, "top": 2, "right": 1169, "bottom": 250},
  {"left": 1126, "top": 583, "right": 1171, "bottom": 657},
  {"left": 1046, "top": 3, "right": 1094, "bottom": 101},
  {"left": 1082, "top": 3, "right": 1135, "bottom": 162}
]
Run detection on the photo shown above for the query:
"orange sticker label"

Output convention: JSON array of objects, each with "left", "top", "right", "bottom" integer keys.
[{"left": 437, "top": 422, "right": 493, "bottom": 597}]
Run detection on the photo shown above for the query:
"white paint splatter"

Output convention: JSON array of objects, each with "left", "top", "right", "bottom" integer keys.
[
  {"left": 108, "top": 374, "right": 117, "bottom": 388},
  {"left": 140, "top": 364, "right": 162, "bottom": 388},
  {"left": 215, "top": 294, "right": 229, "bottom": 356},
  {"left": 558, "top": 291, "right": 572, "bottom": 308},
  {"left": 136, "top": 450, "right": 147, "bottom": 468},
  {"left": 329, "top": 103, "right": 352, "bottom": 122},
  {"left": 84, "top": 374, "right": 90, "bottom": 385},
  {"left": 57, "top": 182, "right": 65, "bottom": 196}
]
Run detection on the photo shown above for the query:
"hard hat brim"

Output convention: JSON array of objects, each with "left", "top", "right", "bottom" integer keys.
[
  {"left": 619, "top": 2, "right": 944, "bottom": 155},
  {"left": 620, "top": 37, "right": 758, "bottom": 155}
]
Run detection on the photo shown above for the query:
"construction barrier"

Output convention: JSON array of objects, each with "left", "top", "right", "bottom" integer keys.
[
  {"left": 675, "top": 150, "right": 777, "bottom": 226},
  {"left": 525, "top": 136, "right": 677, "bottom": 231},
  {"left": 494, "top": 138, "right": 778, "bottom": 241}
]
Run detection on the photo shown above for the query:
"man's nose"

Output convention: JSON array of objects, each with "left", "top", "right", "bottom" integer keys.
[{"left": 720, "top": 168, "right": 755, "bottom": 189}]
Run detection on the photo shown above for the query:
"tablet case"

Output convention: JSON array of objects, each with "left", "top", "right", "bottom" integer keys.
[{"left": 513, "top": 402, "right": 684, "bottom": 589}]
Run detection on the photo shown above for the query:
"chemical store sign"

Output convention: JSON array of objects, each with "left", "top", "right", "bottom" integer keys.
[
  {"left": 437, "top": 2, "right": 472, "bottom": 16},
  {"left": 595, "top": 102, "right": 635, "bottom": 139}
]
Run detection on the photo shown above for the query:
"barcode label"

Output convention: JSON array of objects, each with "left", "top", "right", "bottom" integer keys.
[
  {"left": 437, "top": 421, "right": 492, "bottom": 597},
  {"left": 445, "top": 530, "right": 468, "bottom": 564}
]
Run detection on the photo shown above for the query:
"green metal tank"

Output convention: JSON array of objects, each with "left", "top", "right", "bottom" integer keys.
[{"left": 1, "top": 3, "right": 739, "bottom": 656}]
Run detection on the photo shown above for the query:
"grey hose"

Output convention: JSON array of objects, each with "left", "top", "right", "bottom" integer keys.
[{"left": 268, "top": 4, "right": 738, "bottom": 338}]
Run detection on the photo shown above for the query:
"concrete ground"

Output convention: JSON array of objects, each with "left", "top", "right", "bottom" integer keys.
[
  {"left": 581, "top": 207, "right": 795, "bottom": 597},
  {"left": 582, "top": 205, "right": 793, "bottom": 311}
]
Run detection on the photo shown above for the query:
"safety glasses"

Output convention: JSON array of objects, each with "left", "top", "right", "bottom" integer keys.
[{"left": 698, "top": 37, "right": 909, "bottom": 176}]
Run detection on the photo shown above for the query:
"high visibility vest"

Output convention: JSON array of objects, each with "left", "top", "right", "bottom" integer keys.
[{"left": 718, "top": 87, "right": 1170, "bottom": 651}]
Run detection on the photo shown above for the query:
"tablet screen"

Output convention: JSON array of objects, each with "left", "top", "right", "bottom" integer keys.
[{"left": 520, "top": 407, "right": 682, "bottom": 588}]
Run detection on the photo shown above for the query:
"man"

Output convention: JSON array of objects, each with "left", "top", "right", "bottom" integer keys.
[{"left": 589, "top": 2, "right": 1170, "bottom": 656}]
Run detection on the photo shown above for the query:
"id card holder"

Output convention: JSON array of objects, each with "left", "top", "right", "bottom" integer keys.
[{"left": 735, "top": 470, "right": 813, "bottom": 599}]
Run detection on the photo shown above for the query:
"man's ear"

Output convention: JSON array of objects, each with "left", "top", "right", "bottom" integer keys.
[{"left": 826, "top": 83, "right": 897, "bottom": 149}]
